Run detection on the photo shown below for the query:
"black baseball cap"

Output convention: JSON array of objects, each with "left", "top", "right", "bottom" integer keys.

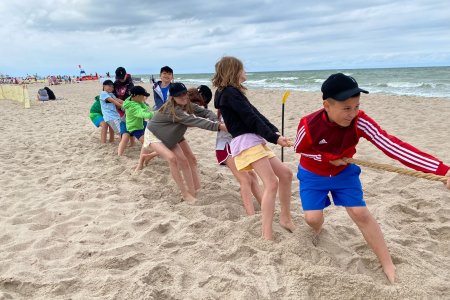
[
  {"left": 160, "top": 66, "right": 173, "bottom": 74},
  {"left": 321, "top": 73, "right": 368, "bottom": 101},
  {"left": 115, "top": 67, "right": 126, "bottom": 80},
  {"left": 102, "top": 79, "right": 114, "bottom": 86},
  {"left": 169, "top": 82, "right": 188, "bottom": 97},
  {"left": 197, "top": 85, "right": 212, "bottom": 104},
  {"left": 130, "top": 86, "right": 150, "bottom": 97}
]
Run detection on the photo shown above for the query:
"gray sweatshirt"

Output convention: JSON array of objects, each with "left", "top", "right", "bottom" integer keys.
[{"left": 147, "top": 103, "right": 220, "bottom": 149}]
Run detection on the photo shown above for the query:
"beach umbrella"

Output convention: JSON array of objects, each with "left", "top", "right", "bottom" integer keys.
[{"left": 281, "top": 91, "right": 291, "bottom": 162}]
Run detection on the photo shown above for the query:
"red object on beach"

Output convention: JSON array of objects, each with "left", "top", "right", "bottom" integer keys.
[{"left": 80, "top": 75, "right": 99, "bottom": 81}]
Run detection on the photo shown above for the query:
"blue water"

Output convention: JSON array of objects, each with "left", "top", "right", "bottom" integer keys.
[{"left": 136, "top": 66, "right": 450, "bottom": 99}]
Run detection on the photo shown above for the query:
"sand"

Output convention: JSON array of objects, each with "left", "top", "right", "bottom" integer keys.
[{"left": 0, "top": 81, "right": 449, "bottom": 299}]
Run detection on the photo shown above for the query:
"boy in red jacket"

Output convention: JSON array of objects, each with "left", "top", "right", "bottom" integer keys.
[{"left": 294, "top": 73, "right": 450, "bottom": 284}]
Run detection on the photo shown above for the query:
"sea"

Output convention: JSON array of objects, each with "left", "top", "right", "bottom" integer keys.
[{"left": 136, "top": 66, "right": 450, "bottom": 99}]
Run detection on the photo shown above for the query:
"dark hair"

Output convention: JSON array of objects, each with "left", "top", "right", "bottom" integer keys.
[
  {"left": 187, "top": 88, "right": 206, "bottom": 108},
  {"left": 160, "top": 66, "right": 173, "bottom": 74},
  {"left": 44, "top": 86, "right": 56, "bottom": 100}
]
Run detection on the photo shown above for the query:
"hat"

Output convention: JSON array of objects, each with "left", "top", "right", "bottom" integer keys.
[
  {"left": 321, "top": 73, "right": 368, "bottom": 101},
  {"left": 169, "top": 82, "right": 188, "bottom": 97},
  {"left": 103, "top": 79, "right": 114, "bottom": 86},
  {"left": 160, "top": 66, "right": 173, "bottom": 74},
  {"left": 130, "top": 86, "right": 150, "bottom": 97},
  {"left": 197, "top": 85, "right": 212, "bottom": 104},
  {"left": 115, "top": 67, "right": 126, "bottom": 80}
]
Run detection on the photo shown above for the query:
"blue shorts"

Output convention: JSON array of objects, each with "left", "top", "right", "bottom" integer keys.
[
  {"left": 129, "top": 121, "right": 147, "bottom": 140},
  {"left": 119, "top": 121, "right": 129, "bottom": 135},
  {"left": 297, "top": 164, "right": 365, "bottom": 211},
  {"left": 90, "top": 114, "right": 104, "bottom": 128}
]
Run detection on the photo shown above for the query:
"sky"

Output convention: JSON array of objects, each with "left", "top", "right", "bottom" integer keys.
[{"left": 1, "top": 0, "right": 449, "bottom": 77}]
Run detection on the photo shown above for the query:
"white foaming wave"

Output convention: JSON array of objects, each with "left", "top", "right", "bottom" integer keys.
[
  {"left": 275, "top": 77, "right": 299, "bottom": 81},
  {"left": 387, "top": 82, "right": 424, "bottom": 88}
]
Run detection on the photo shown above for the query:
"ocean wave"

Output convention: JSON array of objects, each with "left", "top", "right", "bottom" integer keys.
[{"left": 275, "top": 77, "right": 299, "bottom": 81}]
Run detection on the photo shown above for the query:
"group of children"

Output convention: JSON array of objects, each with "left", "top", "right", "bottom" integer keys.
[{"left": 89, "top": 58, "right": 450, "bottom": 284}]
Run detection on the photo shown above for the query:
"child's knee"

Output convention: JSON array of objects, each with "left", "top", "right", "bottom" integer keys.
[
  {"left": 279, "top": 165, "right": 293, "bottom": 182},
  {"left": 167, "top": 154, "right": 178, "bottom": 166},
  {"left": 187, "top": 154, "right": 197, "bottom": 166},
  {"left": 304, "top": 212, "right": 323, "bottom": 227},
  {"left": 265, "top": 178, "right": 279, "bottom": 192},
  {"left": 238, "top": 172, "right": 253, "bottom": 186},
  {"left": 347, "top": 207, "right": 371, "bottom": 225}
]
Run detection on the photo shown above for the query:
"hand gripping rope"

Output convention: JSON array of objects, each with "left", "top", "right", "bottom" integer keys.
[{"left": 344, "top": 158, "right": 449, "bottom": 183}]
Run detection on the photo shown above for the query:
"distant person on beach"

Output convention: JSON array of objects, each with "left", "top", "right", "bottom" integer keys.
[
  {"left": 140, "top": 82, "right": 226, "bottom": 203},
  {"left": 213, "top": 56, "right": 296, "bottom": 240},
  {"left": 36, "top": 87, "right": 57, "bottom": 103},
  {"left": 89, "top": 95, "right": 113, "bottom": 143},
  {"left": 119, "top": 86, "right": 158, "bottom": 161},
  {"left": 152, "top": 66, "right": 174, "bottom": 110},
  {"left": 37, "top": 88, "right": 49, "bottom": 102},
  {"left": 99, "top": 79, "right": 124, "bottom": 138},
  {"left": 44, "top": 87, "right": 56, "bottom": 100},
  {"left": 293, "top": 72, "right": 450, "bottom": 284}
]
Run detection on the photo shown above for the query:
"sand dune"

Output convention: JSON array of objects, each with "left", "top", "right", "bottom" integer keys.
[{"left": 0, "top": 81, "right": 449, "bottom": 299}]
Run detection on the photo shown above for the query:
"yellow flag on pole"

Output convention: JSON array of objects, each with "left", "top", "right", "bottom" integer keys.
[{"left": 281, "top": 91, "right": 291, "bottom": 104}]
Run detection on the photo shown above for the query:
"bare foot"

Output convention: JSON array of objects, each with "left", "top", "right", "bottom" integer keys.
[
  {"left": 262, "top": 231, "right": 273, "bottom": 241},
  {"left": 143, "top": 152, "right": 158, "bottom": 166},
  {"left": 312, "top": 233, "right": 320, "bottom": 246},
  {"left": 383, "top": 264, "right": 396, "bottom": 284},
  {"left": 280, "top": 220, "right": 296, "bottom": 233},
  {"left": 311, "top": 228, "right": 322, "bottom": 246},
  {"left": 134, "top": 163, "right": 144, "bottom": 172},
  {"left": 182, "top": 192, "right": 197, "bottom": 204}
]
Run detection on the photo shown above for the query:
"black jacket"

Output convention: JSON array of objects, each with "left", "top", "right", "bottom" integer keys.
[
  {"left": 214, "top": 86, "right": 280, "bottom": 144},
  {"left": 113, "top": 74, "right": 134, "bottom": 100}
]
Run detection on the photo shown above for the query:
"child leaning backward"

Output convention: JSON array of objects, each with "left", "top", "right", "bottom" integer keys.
[
  {"left": 293, "top": 72, "right": 450, "bottom": 284},
  {"left": 89, "top": 95, "right": 113, "bottom": 143},
  {"left": 140, "top": 82, "right": 226, "bottom": 203},
  {"left": 99, "top": 79, "right": 124, "bottom": 137},
  {"left": 120, "top": 86, "right": 158, "bottom": 164},
  {"left": 213, "top": 56, "right": 296, "bottom": 241}
]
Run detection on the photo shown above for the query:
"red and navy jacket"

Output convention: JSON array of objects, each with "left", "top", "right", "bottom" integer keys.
[{"left": 294, "top": 109, "right": 450, "bottom": 177}]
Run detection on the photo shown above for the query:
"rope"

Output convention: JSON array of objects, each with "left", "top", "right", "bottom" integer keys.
[{"left": 344, "top": 158, "right": 449, "bottom": 184}]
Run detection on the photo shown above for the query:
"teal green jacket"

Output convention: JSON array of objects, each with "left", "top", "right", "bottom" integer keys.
[{"left": 123, "top": 97, "right": 154, "bottom": 132}]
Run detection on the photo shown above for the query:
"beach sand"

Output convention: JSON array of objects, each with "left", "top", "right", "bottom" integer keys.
[{"left": 1, "top": 81, "right": 449, "bottom": 299}]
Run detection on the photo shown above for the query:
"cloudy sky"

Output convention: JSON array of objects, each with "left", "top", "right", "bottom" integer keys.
[{"left": 1, "top": 0, "right": 449, "bottom": 76}]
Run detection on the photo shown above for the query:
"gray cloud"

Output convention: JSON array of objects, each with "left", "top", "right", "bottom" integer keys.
[{"left": 1, "top": 0, "right": 449, "bottom": 76}]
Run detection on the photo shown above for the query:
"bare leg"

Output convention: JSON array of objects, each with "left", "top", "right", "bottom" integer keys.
[
  {"left": 150, "top": 143, "right": 196, "bottom": 203},
  {"left": 269, "top": 157, "right": 295, "bottom": 232},
  {"left": 249, "top": 170, "right": 263, "bottom": 205},
  {"left": 226, "top": 157, "right": 261, "bottom": 215},
  {"left": 129, "top": 136, "right": 136, "bottom": 147},
  {"left": 178, "top": 140, "right": 201, "bottom": 193},
  {"left": 108, "top": 125, "right": 114, "bottom": 143},
  {"left": 172, "top": 146, "right": 196, "bottom": 196},
  {"left": 135, "top": 146, "right": 157, "bottom": 171},
  {"left": 251, "top": 157, "right": 279, "bottom": 240},
  {"left": 346, "top": 207, "right": 396, "bottom": 284},
  {"left": 304, "top": 210, "right": 324, "bottom": 246},
  {"left": 100, "top": 121, "right": 108, "bottom": 144},
  {"left": 118, "top": 133, "right": 130, "bottom": 156}
]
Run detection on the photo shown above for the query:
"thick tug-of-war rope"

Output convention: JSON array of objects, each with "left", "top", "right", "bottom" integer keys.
[{"left": 344, "top": 158, "right": 449, "bottom": 184}]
